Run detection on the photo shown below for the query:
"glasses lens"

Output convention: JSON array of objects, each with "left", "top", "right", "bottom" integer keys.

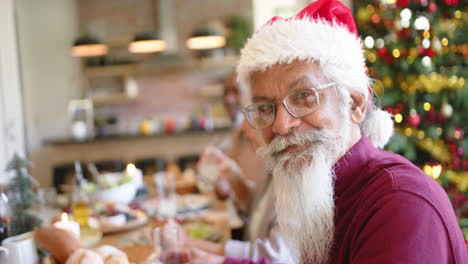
[
  {"left": 244, "top": 102, "right": 275, "bottom": 129},
  {"left": 284, "top": 89, "right": 318, "bottom": 117}
]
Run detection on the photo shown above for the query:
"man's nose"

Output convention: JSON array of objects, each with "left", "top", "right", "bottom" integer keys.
[{"left": 272, "top": 104, "right": 300, "bottom": 135}]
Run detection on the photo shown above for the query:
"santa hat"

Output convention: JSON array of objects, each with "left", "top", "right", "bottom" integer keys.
[{"left": 237, "top": 0, "right": 393, "bottom": 148}]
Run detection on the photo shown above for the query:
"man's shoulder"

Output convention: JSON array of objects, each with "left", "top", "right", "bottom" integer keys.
[
  {"left": 366, "top": 149, "right": 440, "bottom": 194},
  {"left": 349, "top": 148, "right": 455, "bottom": 216},
  {"left": 362, "top": 149, "right": 457, "bottom": 223}
]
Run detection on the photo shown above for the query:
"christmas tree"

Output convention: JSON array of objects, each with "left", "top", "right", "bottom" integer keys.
[
  {"left": 6, "top": 153, "right": 42, "bottom": 236},
  {"left": 354, "top": 0, "right": 467, "bottom": 239}
]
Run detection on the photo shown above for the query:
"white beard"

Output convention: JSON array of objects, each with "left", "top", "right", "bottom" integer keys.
[{"left": 258, "top": 118, "right": 351, "bottom": 263}]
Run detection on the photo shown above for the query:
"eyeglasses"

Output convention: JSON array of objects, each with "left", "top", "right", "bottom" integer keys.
[{"left": 242, "top": 82, "right": 336, "bottom": 129}]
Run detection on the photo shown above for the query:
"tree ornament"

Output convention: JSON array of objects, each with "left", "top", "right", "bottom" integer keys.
[
  {"left": 432, "top": 37, "right": 442, "bottom": 52},
  {"left": 407, "top": 109, "right": 421, "bottom": 127},
  {"left": 441, "top": 102, "right": 453, "bottom": 118},
  {"left": 454, "top": 127, "right": 464, "bottom": 140},
  {"left": 442, "top": 0, "right": 459, "bottom": 6},
  {"left": 396, "top": 0, "right": 411, "bottom": 8},
  {"left": 377, "top": 47, "right": 388, "bottom": 58},
  {"left": 427, "top": 2, "right": 437, "bottom": 13}
]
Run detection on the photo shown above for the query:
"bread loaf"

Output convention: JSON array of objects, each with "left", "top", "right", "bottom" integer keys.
[
  {"left": 94, "top": 245, "right": 130, "bottom": 264},
  {"left": 34, "top": 226, "right": 83, "bottom": 264},
  {"left": 65, "top": 248, "right": 103, "bottom": 264}
]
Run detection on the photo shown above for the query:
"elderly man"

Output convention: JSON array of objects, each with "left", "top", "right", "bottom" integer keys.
[
  {"left": 234, "top": 0, "right": 468, "bottom": 263},
  {"left": 188, "top": 0, "right": 467, "bottom": 263}
]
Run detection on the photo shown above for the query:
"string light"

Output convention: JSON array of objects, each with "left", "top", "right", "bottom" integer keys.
[
  {"left": 442, "top": 38, "right": 449, "bottom": 46},
  {"left": 401, "top": 19, "right": 410, "bottom": 28},
  {"left": 392, "top": 49, "right": 401, "bottom": 58},
  {"left": 423, "top": 102, "right": 431, "bottom": 111},
  {"left": 418, "top": 131, "right": 425, "bottom": 139},
  {"left": 414, "top": 16, "right": 430, "bottom": 31},
  {"left": 422, "top": 39, "right": 430, "bottom": 49},
  {"left": 422, "top": 56, "right": 431, "bottom": 67},
  {"left": 400, "top": 8, "right": 412, "bottom": 20},
  {"left": 423, "top": 31, "right": 430, "bottom": 39},
  {"left": 367, "top": 52, "right": 377, "bottom": 62},
  {"left": 436, "top": 127, "right": 443, "bottom": 136},
  {"left": 364, "top": 36, "right": 375, "bottom": 49},
  {"left": 423, "top": 164, "right": 442, "bottom": 179},
  {"left": 394, "top": 114, "right": 403, "bottom": 123},
  {"left": 375, "top": 38, "right": 385, "bottom": 49},
  {"left": 405, "top": 128, "right": 413, "bottom": 136}
]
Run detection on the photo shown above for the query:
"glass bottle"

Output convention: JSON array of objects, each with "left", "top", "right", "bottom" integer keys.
[{"left": 71, "top": 161, "right": 89, "bottom": 228}]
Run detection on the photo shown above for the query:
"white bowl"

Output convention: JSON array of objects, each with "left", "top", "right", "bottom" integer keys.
[{"left": 91, "top": 173, "right": 138, "bottom": 204}]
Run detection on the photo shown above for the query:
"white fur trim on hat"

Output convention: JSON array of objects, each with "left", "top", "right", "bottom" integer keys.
[
  {"left": 362, "top": 109, "right": 394, "bottom": 148},
  {"left": 236, "top": 18, "right": 369, "bottom": 106}
]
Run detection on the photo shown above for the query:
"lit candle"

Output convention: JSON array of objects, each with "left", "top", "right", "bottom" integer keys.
[
  {"left": 126, "top": 163, "right": 137, "bottom": 177},
  {"left": 126, "top": 163, "right": 143, "bottom": 188},
  {"left": 54, "top": 213, "right": 80, "bottom": 238}
]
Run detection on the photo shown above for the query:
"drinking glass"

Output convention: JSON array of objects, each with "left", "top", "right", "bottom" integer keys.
[
  {"left": 153, "top": 226, "right": 187, "bottom": 264},
  {"left": 153, "top": 172, "right": 177, "bottom": 218},
  {"left": 197, "top": 161, "right": 219, "bottom": 193}
]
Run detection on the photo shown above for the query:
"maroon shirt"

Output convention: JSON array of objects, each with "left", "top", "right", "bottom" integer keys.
[{"left": 332, "top": 137, "right": 467, "bottom": 263}]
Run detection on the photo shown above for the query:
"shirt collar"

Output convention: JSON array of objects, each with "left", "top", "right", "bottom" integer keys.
[{"left": 333, "top": 136, "right": 376, "bottom": 196}]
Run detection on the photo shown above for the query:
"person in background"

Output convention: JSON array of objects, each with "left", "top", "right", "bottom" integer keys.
[
  {"left": 179, "top": 72, "right": 293, "bottom": 263},
  {"left": 225, "top": 0, "right": 466, "bottom": 263}
]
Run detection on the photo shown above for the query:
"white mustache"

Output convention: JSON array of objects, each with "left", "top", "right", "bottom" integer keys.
[{"left": 257, "top": 128, "right": 340, "bottom": 158}]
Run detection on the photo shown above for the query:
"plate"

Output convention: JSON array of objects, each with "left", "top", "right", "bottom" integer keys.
[
  {"left": 183, "top": 222, "right": 223, "bottom": 242},
  {"left": 177, "top": 194, "right": 213, "bottom": 214},
  {"left": 99, "top": 210, "right": 148, "bottom": 234}
]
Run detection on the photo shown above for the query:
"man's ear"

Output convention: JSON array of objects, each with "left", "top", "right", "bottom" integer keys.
[{"left": 350, "top": 92, "right": 366, "bottom": 125}]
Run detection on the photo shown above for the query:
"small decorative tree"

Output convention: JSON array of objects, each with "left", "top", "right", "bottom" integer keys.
[{"left": 7, "top": 153, "right": 42, "bottom": 236}]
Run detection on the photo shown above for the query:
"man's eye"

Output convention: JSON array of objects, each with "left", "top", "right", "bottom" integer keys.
[
  {"left": 295, "top": 91, "right": 312, "bottom": 99},
  {"left": 258, "top": 104, "right": 273, "bottom": 113}
]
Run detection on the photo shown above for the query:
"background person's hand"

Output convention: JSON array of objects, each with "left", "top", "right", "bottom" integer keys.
[
  {"left": 189, "top": 247, "right": 225, "bottom": 264},
  {"left": 197, "top": 146, "right": 243, "bottom": 181},
  {"left": 161, "top": 247, "right": 192, "bottom": 264}
]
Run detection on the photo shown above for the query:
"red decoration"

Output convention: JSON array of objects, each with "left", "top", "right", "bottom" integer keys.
[
  {"left": 449, "top": 144, "right": 458, "bottom": 154},
  {"left": 436, "top": 113, "right": 446, "bottom": 124},
  {"left": 453, "top": 157, "right": 461, "bottom": 170},
  {"left": 418, "top": 46, "right": 436, "bottom": 57},
  {"left": 396, "top": 104, "right": 404, "bottom": 111},
  {"left": 396, "top": 0, "right": 411, "bottom": 8},
  {"left": 398, "top": 28, "right": 412, "bottom": 40},
  {"left": 371, "top": 14, "right": 381, "bottom": 24},
  {"left": 427, "top": 2, "right": 437, "bottom": 13},
  {"left": 407, "top": 112, "right": 421, "bottom": 127},
  {"left": 454, "top": 127, "right": 465, "bottom": 139},
  {"left": 377, "top": 47, "right": 388, "bottom": 58},
  {"left": 442, "top": 0, "right": 459, "bottom": 6}
]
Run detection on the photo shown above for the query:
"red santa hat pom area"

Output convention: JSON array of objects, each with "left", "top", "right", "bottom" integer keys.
[{"left": 237, "top": 0, "right": 393, "bottom": 148}]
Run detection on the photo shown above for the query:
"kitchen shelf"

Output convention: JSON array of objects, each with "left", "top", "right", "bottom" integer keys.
[{"left": 91, "top": 93, "right": 138, "bottom": 106}]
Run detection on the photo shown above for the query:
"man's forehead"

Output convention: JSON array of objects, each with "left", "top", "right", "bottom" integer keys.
[{"left": 251, "top": 73, "right": 323, "bottom": 100}]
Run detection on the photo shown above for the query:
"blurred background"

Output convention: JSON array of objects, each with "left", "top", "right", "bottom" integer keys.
[{"left": 0, "top": 0, "right": 466, "bottom": 239}]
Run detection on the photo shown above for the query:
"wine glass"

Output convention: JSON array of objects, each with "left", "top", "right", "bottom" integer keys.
[{"left": 153, "top": 172, "right": 177, "bottom": 218}]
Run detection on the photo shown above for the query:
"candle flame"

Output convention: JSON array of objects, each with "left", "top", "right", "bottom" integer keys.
[
  {"left": 61, "top": 212, "right": 69, "bottom": 222},
  {"left": 126, "top": 163, "right": 136, "bottom": 175}
]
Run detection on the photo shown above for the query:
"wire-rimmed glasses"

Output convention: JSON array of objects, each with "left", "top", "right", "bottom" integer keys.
[{"left": 242, "top": 82, "right": 336, "bottom": 129}]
